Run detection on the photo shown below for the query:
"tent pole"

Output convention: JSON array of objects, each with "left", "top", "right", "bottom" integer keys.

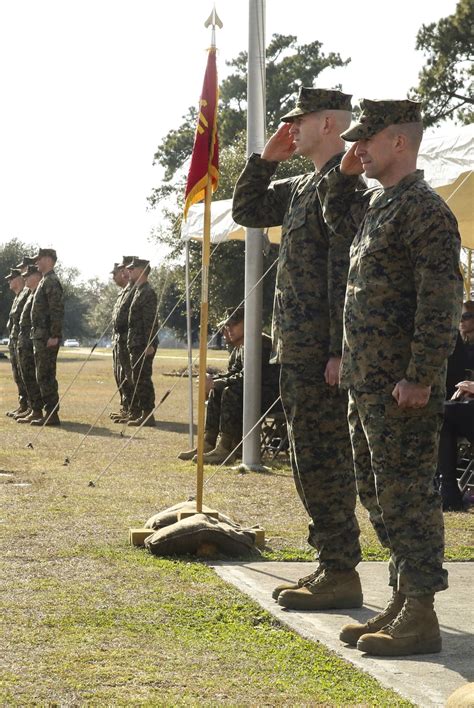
[
  {"left": 185, "top": 240, "right": 194, "bottom": 448},
  {"left": 242, "top": 0, "right": 266, "bottom": 469}
]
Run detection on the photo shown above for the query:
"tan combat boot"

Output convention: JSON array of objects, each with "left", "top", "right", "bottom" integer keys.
[
  {"left": 31, "top": 411, "right": 61, "bottom": 426},
  {"left": 339, "top": 590, "right": 405, "bottom": 646},
  {"left": 13, "top": 407, "right": 32, "bottom": 420},
  {"left": 357, "top": 595, "right": 441, "bottom": 656},
  {"left": 196, "top": 434, "right": 235, "bottom": 465},
  {"left": 178, "top": 440, "right": 214, "bottom": 461},
  {"left": 272, "top": 567, "right": 323, "bottom": 601},
  {"left": 278, "top": 568, "right": 363, "bottom": 610},
  {"left": 128, "top": 411, "right": 156, "bottom": 427},
  {"left": 17, "top": 409, "right": 43, "bottom": 424}
]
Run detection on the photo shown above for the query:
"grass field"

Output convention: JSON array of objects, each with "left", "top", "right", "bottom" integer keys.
[{"left": 1, "top": 347, "right": 472, "bottom": 705}]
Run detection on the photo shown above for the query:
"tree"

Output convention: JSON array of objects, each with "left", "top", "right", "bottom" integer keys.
[
  {"left": 148, "top": 34, "right": 348, "bottom": 334},
  {"left": 411, "top": 0, "right": 473, "bottom": 126}
]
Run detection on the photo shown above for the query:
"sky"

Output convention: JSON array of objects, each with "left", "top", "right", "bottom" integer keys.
[{"left": 0, "top": 0, "right": 458, "bottom": 281}]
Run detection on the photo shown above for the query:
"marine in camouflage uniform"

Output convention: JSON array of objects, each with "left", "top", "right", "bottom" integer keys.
[
  {"left": 233, "top": 88, "right": 363, "bottom": 609},
  {"left": 4, "top": 268, "right": 29, "bottom": 416},
  {"left": 16, "top": 266, "right": 44, "bottom": 422},
  {"left": 318, "top": 99, "right": 463, "bottom": 656},
  {"left": 30, "top": 248, "right": 64, "bottom": 424},
  {"left": 126, "top": 258, "right": 158, "bottom": 426},
  {"left": 110, "top": 257, "right": 137, "bottom": 421}
]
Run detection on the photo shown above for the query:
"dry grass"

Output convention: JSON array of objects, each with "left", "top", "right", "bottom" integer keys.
[{"left": 0, "top": 347, "right": 471, "bottom": 705}]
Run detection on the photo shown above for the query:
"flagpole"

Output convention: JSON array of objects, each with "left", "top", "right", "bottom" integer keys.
[
  {"left": 195, "top": 179, "right": 212, "bottom": 512},
  {"left": 185, "top": 240, "right": 194, "bottom": 448}
]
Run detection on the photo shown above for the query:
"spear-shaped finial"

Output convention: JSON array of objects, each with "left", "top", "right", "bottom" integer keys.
[{"left": 204, "top": 5, "right": 223, "bottom": 47}]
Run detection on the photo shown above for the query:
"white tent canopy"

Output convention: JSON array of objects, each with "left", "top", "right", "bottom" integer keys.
[{"left": 181, "top": 123, "right": 474, "bottom": 249}]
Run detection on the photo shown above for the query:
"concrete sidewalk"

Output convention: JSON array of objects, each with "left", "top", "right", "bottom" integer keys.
[{"left": 212, "top": 561, "right": 473, "bottom": 707}]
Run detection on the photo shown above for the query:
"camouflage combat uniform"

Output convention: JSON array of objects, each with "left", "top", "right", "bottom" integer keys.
[
  {"left": 127, "top": 281, "right": 158, "bottom": 415},
  {"left": 17, "top": 291, "right": 43, "bottom": 411},
  {"left": 7, "top": 287, "right": 30, "bottom": 409},
  {"left": 112, "top": 283, "right": 135, "bottom": 414},
  {"left": 206, "top": 333, "right": 279, "bottom": 446},
  {"left": 319, "top": 167, "right": 463, "bottom": 595},
  {"left": 233, "top": 153, "right": 362, "bottom": 570},
  {"left": 31, "top": 270, "right": 64, "bottom": 414}
]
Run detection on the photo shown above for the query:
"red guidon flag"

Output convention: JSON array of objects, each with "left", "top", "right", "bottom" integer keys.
[{"left": 183, "top": 47, "right": 219, "bottom": 220}]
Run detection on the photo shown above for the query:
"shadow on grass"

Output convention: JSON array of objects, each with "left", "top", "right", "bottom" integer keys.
[
  {"left": 60, "top": 421, "right": 120, "bottom": 438},
  {"left": 155, "top": 420, "right": 198, "bottom": 434}
]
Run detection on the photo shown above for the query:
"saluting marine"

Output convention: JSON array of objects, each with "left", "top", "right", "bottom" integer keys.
[
  {"left": 110, "top": 256, "right": 137, "bottom": 423},
  {"left": 16, "top": 265, "right": 44, "bottom": 424},
  {"left": 4, "top": 268, "right": 29, "bottom": 418}
]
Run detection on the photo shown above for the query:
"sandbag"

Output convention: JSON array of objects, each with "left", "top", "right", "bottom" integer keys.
[
  {"left": 145, "top": 500, "right": 235, "bottom": 530},
  {"left": 145, "top": 513, "right": 260, "bottom": 558}
]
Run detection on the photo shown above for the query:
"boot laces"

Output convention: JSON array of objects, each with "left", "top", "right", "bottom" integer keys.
[
  {"left": 299, "top": 568, "right": 322, "bottom": 587},
  {"left": 366, "top": 594, "right": 400, "bottom": 628},
  {"left": 384, "top": 601, "right": 414, "bottom": 636}
]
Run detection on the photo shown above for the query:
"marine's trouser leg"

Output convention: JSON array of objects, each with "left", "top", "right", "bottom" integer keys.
[
  {"left": 280, "top": 362, "right": 361, "bottom": 570},
  {"left": 18, "top": 343, "right": 43, "bottom": 411},
  {"left": 117, "top": 338, "right": 134, "bottom": 411},
  {"left": 112, "top": 340, "right": 124, "bottom": 407},
  {"left": 205, "top": 388, "right": 222, "bottom": 445},
  {"left": 219, "top": 383, "right": 243, "bottom": 441},
  {"left": 8, "top": 341, "right": 28, "bottom": 407},
  {"left": 130, "top": 348, "right": 155, "bottom": 412},
  {"left": 350, "top": 390, "right": 448, "bottom": 596},
  {"left": 33, "top": 339, "right": 59, "bottom": 414}
]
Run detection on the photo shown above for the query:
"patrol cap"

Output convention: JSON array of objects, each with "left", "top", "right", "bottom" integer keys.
[
  {"left": 121, "top": 255, "right": 139, "bottom": 267},
  {"left": 281, "top": 87, "right": 352, "bottom": 122},
  {"left": 126, "top": 257, "right": 150, "bottom": 270},
  {"left": 32, "top": 247, "right": 57, "bottom": 262},
  {"left": 4, "top": 268, "right": 22, "bottom": 281},
  {"left": 217, "top": 306, "right": 245, "bottom": 329},
  {"left": 341, "top": 99, "right": 423, "bottom": 142},
  {"left": 110, "top": 262, "right": 122, "bottom": 275},
  {"left": 21, "top": 264, "right": 41, "bottom": 277},
  {"left": 15, "top": 255, "right": 36, "bottom": 269}
]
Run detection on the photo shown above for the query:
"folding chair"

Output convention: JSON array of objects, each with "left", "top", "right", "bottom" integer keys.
[{"left": 261, "top": 409, "right": 288, "bottom": 459}]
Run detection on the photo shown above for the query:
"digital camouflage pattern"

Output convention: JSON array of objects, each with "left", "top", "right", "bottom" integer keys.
[
  {"left": 281, "top": 363, "right": 361, "bottom": 568},
  {"left": 7, "top": 287, "right": 30, "bottom": 408},
  {"left": 281, "top": 87, "right": 352, "bottom": 122},
  {"left": 319, "top": 166, "right": 463, "bottom": 594},
  {"left": 31, "top": 270, "right": 64, "bottom": 340},
  {"left": 318, "top": 169, "right": 463, "bottom": 396},
  {"left": 341, "top": 98, "right": 422, "bottom": 142},
  {"left": 112, "top": 283, "right": 135, "bottom": 412},
  {"left": 233, "top": 155, "right": 361, "bottom": 569},
  {"left": 31, "top": 270, "right": 64, "bottom": 414},
  {"left": 17, "top": 292, "right": 43, "bottom": 411},
  {"left": 233, "top": 152, "right": 354, "bottom": 367},
  {"left": 206, "top": 334, "right": 280, "bottom": 445},
  {"left": 128, "top": 281, "right": 158, "bottom": 414},
  {"left": 348, "top": 391, "right": 447, "bottom": 595}
]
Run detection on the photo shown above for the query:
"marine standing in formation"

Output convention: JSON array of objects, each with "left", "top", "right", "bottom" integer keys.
[
  {"left": 125, "top": 258, "right": 159, "bottom": 427},
  {"left": 318, "top": 99, "right": 463, "bottom": 655},
  {"left": 110, "top": 257, "right": 137, "bottom": 423},
  {"left": 30, "top": 248, "right": 64, "bottom": 426},
  {"left": 4, "top": 268, "right": 29, "bottom": 417},
  {"left": 16, "top": 265, "right": 44, "bottom": 424},
  {"left": 233, "top": 88, "right": 364, "bottom": 611}
]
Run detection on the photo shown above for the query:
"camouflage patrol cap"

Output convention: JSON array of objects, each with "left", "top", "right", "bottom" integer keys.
[
  {"left": 341, "top": 99, "right": 423, "bottom": 141},
  {"left": 32, "top": 247, "right": 57, "bottom": 262},
  {"left": 217, "top": 306, "right": 245, "bottom": 329},
  {"left": 15, "top": 255, "right": 36, "bottom": 269},
  {"left": 21, "top": 264, "right": 41, "bottom": 277},
  {"left": 121, "top": 255, "right": 139, "bottom": 267},
  {"left": 126, "top": 257, "right": 150, "bottom": 270},
  {"left": 281, "top": 87, "right": 352, "bottom": 122},
  {"left": 4, "top": 268, "right": 22, "bottom": 281},
  {"left": 110, "top": 262, "right": 122, "bottom": 274}
]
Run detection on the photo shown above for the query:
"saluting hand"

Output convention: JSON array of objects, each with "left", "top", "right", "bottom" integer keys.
[
  {"left": 392, "top": 379, "right": 431, "bottom": 408},
  {"left": 340, "top": 142, "right": 364, "bottom": 176},
  {"left": 261, "top": 124, "right": 296, "bottom": 162},
  {"left": 47, "top": 337, "right": 59, "bottom": 349}
]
